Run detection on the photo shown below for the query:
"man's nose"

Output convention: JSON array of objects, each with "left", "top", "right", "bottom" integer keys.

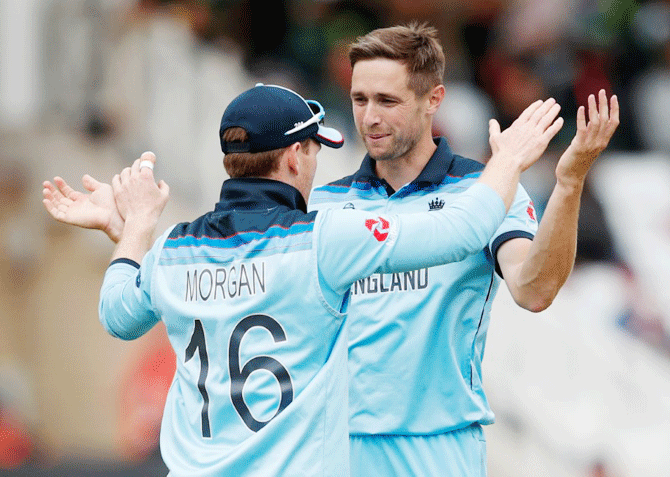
[{"left": 363, "top": 103, "right": 381, "bottom": 127}]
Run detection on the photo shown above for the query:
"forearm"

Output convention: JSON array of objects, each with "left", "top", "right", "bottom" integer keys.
[
  {"left": 111, "top": 215, "right": 157, "bottom": 263},
  {"left": 319, "top": 184, "right": 506, "bottom": 293},
  {"left": 476, "top": 154, "right": 523, "bottom": 212},
  {"left": 99, "top": 262, "right": 159, "bottom": 340},
  {"left": 509, "top": 179, "right": 583, "bottom": 311},
  {"left": 104, "top": 210, "right": 125, "bottom": 243},
  {"left": 507, "top": 90, "right": 618, "bottom": 311},
  {"left": 375, "top": 184, "right": 506, "bottom": 276}
]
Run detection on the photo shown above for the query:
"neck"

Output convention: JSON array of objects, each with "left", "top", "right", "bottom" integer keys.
[
  {"left": 374, "top": 135, "right": 437, "bottom": 191},
  {"left": 266, "top": 167, "right": 308, "bottom": 205}
]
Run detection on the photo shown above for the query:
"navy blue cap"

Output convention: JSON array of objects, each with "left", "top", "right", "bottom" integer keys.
[{"left": 219, "top": 84, "right": 344, "bottom": 153}]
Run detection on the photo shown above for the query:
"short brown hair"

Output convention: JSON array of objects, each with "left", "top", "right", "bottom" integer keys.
[
  {"left": 348, "top": 22, "right": 445, "bottom": 97},
  {"left": 222, "top": 127, "right": 310, "bottom": 178}
]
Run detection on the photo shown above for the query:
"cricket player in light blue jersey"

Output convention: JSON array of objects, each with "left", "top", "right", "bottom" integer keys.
[
  {"left": 308, "top": 24, "right": 620, "bottom": 476},
  {"left": 43, "top": 83, "right": 563, "bottom": 476}
]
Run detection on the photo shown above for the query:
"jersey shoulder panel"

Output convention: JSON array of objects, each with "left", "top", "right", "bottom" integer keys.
[
  {"left": 162, "top": 210, "right": 319, "bottom": 265},
  {"left": 418, "top": 155, "right": 483, "bottom": 195},
  {"left": 310, "top": 174, "right": 379, "bottom": 205}
]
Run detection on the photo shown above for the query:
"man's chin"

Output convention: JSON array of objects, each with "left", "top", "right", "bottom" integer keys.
[
  {"left": 368, "top": 149, "right": 396, "bottom": 162},
  {"left": 364, "top": 143, "right": 393, "bottom": 162}
]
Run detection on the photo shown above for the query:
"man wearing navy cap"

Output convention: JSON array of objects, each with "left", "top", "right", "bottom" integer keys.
[{"left": 43, "top": 83, "right": 562, "bottom": 476}]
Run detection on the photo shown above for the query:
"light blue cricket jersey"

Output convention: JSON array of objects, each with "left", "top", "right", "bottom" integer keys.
[
  {"left": 309, "top": 138, "right": 538, "bottom": 436},
  {"left": 99, "top": 177, "right": 506, "bottom": 476}
]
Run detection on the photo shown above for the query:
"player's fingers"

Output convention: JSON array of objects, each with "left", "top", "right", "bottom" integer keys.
[
  {"left": 82, "top": 174, "right": 102, "bottom": 192},
  {"left": 49, "top": 184, "right": 67, "bottom": 205},
  {"left": 42, "top": 198, "right": 59, "bottom": 218},
  {"left": 158, "top": 179, "right": 170, "bottom": 197},
  {"left": 42, "top": 184, "right": 56, "bottom": 202},
  {"left": 45, "top": 182, "right": 68, "bottom": 206},
  {"left": 42, "top": 184, "right": 55, "bottom": 202},
  {"left": 488, "top": 119, "right": 501, "bottom": 137},
  {"left": 529, "top": 98, "right": 557, "bottom": 125},
  {"left": 140, "top": 151, "right": 156, "bottom": 165},
  {"left": 609, "top": 95, "right": 620, "bottom": 130},
  {"left": 517, "top": 99, "right": 544, "bottom": 123},
  {"left": 537, "top": 102, "right": 561, "bottom": 131},
  {"left": 139, "top": 151, "right": 156, "bottom": 177},
  {"left": 42, "top": 194, "right": 68, "bottom": 220},
  {"left": 587, "top": 94, "right": 598, "bottom": 126},
  {"left": 576, "top": 106, "right": 587, "bottom": 131},
  {"left": 131, "top": 158, "right": 141, "bottom": 175},
  {"left": 598, "top": 89, "right": 609, "bottom": 122},
  {"left": 43, "top": 184, "right": 72, "bottom": 208},
  {"left": 119, "top": 166, "right": 131, "bottom": 185},
  {"left": 53, "top": 176, "right": 76, "bottom": 200},
  {"left": 42, "top": 181, "right": 58, "bottom": 199},
  {"left": 112, "top": 173, "right": 122, "bottom": 194},
  {"left": 542, "top": 117, "right": 564, "bottom": 143}
]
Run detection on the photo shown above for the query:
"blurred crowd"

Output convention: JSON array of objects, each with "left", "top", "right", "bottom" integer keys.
[
  {"left": 1, "top": 0, "right": 670, "bottom": 475},
  {"left": 34, "top": 0, "right": 670, "bottom": 256}
]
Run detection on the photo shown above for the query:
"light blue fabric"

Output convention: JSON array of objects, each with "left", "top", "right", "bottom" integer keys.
[
  {"left": 350, "top": 424, "right": 487, "bottom": 477},
  {"left": 309, "top": 152, "right": 537, "bottom": 475},
  {"left": 98, "top": 181, "right": 506, "bottom": 476}
]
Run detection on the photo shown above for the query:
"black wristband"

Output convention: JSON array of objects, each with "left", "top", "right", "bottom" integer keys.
[{"left": 109, "top": 258, "right": 141, "bottom": 269}]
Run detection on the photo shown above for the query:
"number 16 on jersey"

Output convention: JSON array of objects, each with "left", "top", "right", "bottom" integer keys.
[{"left": 185, "top": 315, "right": 294, "bottom": 438}]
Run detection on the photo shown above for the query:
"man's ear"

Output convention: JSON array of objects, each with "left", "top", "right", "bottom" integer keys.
[
  {"left": 426, "top": 84, "right": 445, "bottom": 115},
  {"left": 286, "top": 142, "right": 301, "bottom": 176}
]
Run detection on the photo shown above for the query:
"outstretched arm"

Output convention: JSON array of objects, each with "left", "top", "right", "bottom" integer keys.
[
  {"left": 42, "top": 174, "right": 124, "bottom": 243},
  {"left": 319, "top": 98, "right": 565, "bottom": 294},
  {"left": 98, "top": 152, "right": 169, "bottom": 341},
  {"left": 499, "top": 90, "right": 620, "bottom": 312}
]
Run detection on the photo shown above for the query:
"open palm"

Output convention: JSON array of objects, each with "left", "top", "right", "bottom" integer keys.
[
  {"left": 556, "top": 89, "right": 619, "bottom": 184},
  {"left": 42, "top": 175, "right": 124, "bottom": 243}
]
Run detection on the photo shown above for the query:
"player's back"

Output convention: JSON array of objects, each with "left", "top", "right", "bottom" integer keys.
[
  {"left": 152, "top": 179, "right": 349, "bottom": 476},
  {"left": 101, "top": 173, "right": 511, "bottom": 476}
]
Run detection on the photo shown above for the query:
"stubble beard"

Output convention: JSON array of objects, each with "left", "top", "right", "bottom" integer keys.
[{"left": 364, "top": 126, "right": 421, "bottom": 162}]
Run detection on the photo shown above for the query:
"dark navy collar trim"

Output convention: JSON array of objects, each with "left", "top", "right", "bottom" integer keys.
[
  {"left": 351, "top": 155, "right": 384, "bottom": 188},
  {"left": 216, "top": 178, "right": 308, "bottom": 213},
  {"left": 351, "top": 137, "right": 456, "bottom": 189},
  {"left": 412, "top": 137, "right": 456, "bottom": 186}
]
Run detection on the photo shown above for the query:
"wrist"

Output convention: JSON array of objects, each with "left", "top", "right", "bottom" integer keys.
[
  {"left": 122, "top": 215, "right": 158, "bottom": 247},
  {"left": 105, "top": 213, "right": 125, "bottom": 244},
  {"left": 114, "top": 216, "right": 156, "bottom": 262},
  {"left": 484, "top": 153, "right": 524, "bottom": 183},
  {"left": 488, "top": 152, "right": 525, "bottom": 174},
  {"left": 554, "top": 175, "right": 585, "bottom": 196},
  {"left": 555, "top": 173, "right": 586, "bottom": 194},
  {"left": 124, "top": 214, "right": 159, "bottom": 234}
]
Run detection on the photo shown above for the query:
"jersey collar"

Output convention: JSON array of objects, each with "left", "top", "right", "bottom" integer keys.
[
  {"left": 351, "top": 137, "right": 456, "bottom": 193},
  {"left": 215, "top": 178, "right": 308, "bottom": 213}
]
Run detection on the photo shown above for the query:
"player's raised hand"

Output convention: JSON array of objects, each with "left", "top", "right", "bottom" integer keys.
[
  {"left": 489, "top": 98, "right": 564, "bottom": 172},
  {"left": 112, "top": 151, "right": 169, "bottom": 227},
  {"left": 556, "top": 89, "right": 619, "bottom": 186},
  {"left": 42, "top": 174, "right": 124, "bottom": 243}
]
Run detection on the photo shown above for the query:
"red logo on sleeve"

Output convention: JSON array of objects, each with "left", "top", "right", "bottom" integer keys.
[
  {"left": 526, "top": 201, "right": 536, "bottom": 221},
  {"left": 365, "top": 216, "right": 390, "bottom": 242}
]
